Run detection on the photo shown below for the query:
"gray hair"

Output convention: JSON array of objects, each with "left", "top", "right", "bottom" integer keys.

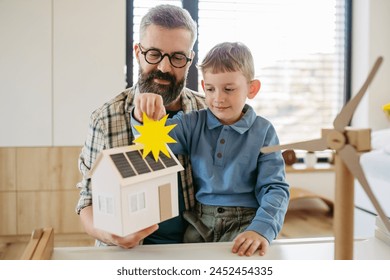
[{"left": 140, "top": 4, "right": 197, "bottom": 47}]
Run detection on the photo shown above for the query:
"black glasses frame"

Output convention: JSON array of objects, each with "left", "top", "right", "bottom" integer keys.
[{"left": 138, "top": 43, "right": 192, "bottom": 69}]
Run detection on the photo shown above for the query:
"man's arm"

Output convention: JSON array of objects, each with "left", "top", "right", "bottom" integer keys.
[
  {"left": 77, "top": 103, "right": 159, "bottom": 248},
  {"left": 133, "top": 93, "right": 166, "bottom": 122}
]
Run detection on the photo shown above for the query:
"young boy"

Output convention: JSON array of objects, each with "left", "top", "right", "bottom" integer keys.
[{"left": 132, "top": 42, "right": 290, "bottom": 257}]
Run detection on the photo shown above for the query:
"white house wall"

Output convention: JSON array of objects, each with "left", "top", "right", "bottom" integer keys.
[{"left": 120, "top": 175, "right": 179, "bottom": 236}]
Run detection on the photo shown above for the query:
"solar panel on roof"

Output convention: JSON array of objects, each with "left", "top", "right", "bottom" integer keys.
[
  {"left": 159, "top": 152, "right": 178, "bottom": 167},
  {"left": 126, "top": 151, "right": 151, "bottom": 175},
  {"left": 144, "top": 153, "right": 165, "bottom": 171},
  {"left": 110, "top": 153, "right": 136, "bottom": 178},
  {"left": 110, "top": 148, "right": 179, "bottom": 179}
]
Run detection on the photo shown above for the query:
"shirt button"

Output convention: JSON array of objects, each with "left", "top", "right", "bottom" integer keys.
[
  {"left": 220, "top": 139, "right": 225, "bottom": 144},
  {"left": 217, "top": 152, "right": 222, "bottom": 158},
  {"left": 217, "top": 207, "right": 225, "bottom": 213}
]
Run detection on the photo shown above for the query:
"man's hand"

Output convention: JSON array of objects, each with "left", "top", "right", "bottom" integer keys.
[
  {"left": 231, "top": 230, "right": 269, "bottom": 257},
  {"left": 79, "top": 206, "right": 159, "bottom": 249},
  {"left": 100, "top": 224, "right": 159, "bottom": 249},
  {"left": 134, "top": 93, "right": 166, "bottom": 122}
]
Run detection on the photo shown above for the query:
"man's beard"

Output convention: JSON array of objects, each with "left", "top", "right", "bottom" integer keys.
[{"left": 137, "top": 68, "right": 186, "bottom": 106}]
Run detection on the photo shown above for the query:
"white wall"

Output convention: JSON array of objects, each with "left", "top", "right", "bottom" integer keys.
[
  {"left": 1, "top": 0, "right": 388, "bottom": 146},
  {"left": 0, "top": 0, "right": 52, "bottom": 146},
  {"left": 0, "top": 0, "right": 126, "bottom": 147},
  {"left": 352, "top": 0, "right": 390, "bottom": 131}
]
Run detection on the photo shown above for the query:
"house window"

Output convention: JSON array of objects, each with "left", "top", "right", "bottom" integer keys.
[
  {"left": 97, "top": 195, "right": 114, "bottom": 215},
  {"left": 128, "top": 0, "right": 351, "bottom": 146},
  {"left": 129, "top": 192, "right": 146, "bottom": 213}
]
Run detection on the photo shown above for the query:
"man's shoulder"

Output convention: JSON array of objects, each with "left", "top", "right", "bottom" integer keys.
[
  {"left": 183, "top": 88, "right": 205, "bottom": 100},
  {"left": 181, "top": 88, "right": 207, "bottom": 111},
  {"left": 91, "top": 88, "right": 134, "bottom": 119}
]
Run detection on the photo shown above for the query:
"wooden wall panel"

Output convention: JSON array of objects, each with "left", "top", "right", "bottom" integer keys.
[
  {"left": 17, "top": 190, "right": 84, "bottom": 235},
  {"left": 0, "top": 192, "right": 17, "bottom": 235},
  {"left": 0, "top": 148, "right": 16, "bottom": 191},
  {"left": 16, "top": 147, "right": 82, "bottom": 191}
]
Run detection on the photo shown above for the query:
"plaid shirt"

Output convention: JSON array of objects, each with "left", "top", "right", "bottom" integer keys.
[{"left": 76, "top": 84, "right": 206, "bottom": 214}]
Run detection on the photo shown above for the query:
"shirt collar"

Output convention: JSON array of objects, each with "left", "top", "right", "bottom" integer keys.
[
  {"left": 206, "top": 104, "right": 257, "bottom": 134},
  {"left": 124, "top": 84, "right": 140, "bottom": 113}
]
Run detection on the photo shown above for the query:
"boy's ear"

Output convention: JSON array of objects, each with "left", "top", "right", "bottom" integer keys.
[
  {"left": 201, "top": 80, "right": 205, "bottom": 91},
  {"left": 247, "top": 79, "right": 261, "bottom": 99}
]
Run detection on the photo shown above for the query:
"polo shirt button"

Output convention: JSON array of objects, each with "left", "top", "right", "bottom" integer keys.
[
  {"left": 217, "top": 207, "right": 225, "bottom": 213},
  {"left": 217, "top": 152, "right": 222, "bottom": 158}
]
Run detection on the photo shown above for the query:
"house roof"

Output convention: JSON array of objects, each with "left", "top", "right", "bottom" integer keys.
[{"left": 89, "top": 144, "right": 183, "bottom": 185}]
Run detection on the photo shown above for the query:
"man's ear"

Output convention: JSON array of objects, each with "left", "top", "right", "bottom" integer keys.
[
  {"left": 188, "top": 50, "right": 196, "bottom": 67},
  {"left": 134, "top": 43, "right": 140, "bottom": 63},
  {"left": 247, "top": 79, "right": 261, "bottom": 99}
]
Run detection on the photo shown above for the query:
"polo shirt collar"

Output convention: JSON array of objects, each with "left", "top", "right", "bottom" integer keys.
[{"left": 206, "top": 104, "right": 256, "bottom": 134}]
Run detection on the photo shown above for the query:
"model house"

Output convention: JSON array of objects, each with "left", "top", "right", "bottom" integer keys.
[{"left": 89, "top": 144, "right": 183, "bottom": 236}]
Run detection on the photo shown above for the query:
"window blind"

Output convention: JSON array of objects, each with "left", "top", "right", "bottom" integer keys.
[
  {"left": 198, "top": 0, "right": 347, "bottom": 144},
  {"left": 130, "top": 0, "right": 349, "bottom": 146}
]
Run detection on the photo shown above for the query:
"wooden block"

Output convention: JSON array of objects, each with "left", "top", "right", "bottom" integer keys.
[
  {"left": 321, "top": 128, "right": 371, "bottom": 152},
  {"left": 20, "top": 228, "right": 54, "bottom": 260},
  {"left": 32, "top": 228, "right": 54, "bottom": 260},
  {"left": 21, "top": 228, "right": 43, "bottom": 260},
  {"left": 345, "top": 128, "right": 371, "bottom": 152}
]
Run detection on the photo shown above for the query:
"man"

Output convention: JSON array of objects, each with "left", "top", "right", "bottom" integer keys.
[{"left": 76, "top": 4, "right": 206, "bottom": 248}]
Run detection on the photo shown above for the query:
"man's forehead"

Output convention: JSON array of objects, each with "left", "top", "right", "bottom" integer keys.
[{"left": 142, "top": 25, "right": 193, "bottom": 52}]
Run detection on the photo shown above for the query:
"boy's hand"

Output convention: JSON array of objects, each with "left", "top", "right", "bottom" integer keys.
[
  {"left": 231, "top": 231, "right": 269, "bottom": 257},
  {"left": 134, "top": 93, "right": 166, "bottom": 122}
]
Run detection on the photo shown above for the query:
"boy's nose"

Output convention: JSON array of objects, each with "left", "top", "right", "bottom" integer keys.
[{"left": 214, "top": 91, "right": 225, "bottom": 103}]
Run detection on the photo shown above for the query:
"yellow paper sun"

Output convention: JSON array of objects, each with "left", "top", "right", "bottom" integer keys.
[{"left": 134, "top": 113, "right": 177, "bottom": 161}]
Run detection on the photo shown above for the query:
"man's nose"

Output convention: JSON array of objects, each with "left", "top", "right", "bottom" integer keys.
[{"left": 157, "top": 54, "right": 173, "bottom": 73}]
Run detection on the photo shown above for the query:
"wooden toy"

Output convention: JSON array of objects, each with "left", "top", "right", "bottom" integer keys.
[{"left": 262, "top": 57, "right": 390, "bottom": 259}]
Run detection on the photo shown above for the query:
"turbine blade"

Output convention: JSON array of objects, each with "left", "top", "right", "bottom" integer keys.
[
  {"left": 333, "top": 57, "right": 383, "bottom": 131},
  {"left": 338, "top": 144, "right": 390, "bottom": 233},
  {"left": 261, "top": 138, "right": 328, "bottom": 153}
]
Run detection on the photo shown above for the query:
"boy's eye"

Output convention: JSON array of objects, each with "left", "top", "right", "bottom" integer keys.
[{"left": 225, "top": 88, "right": 235, "bottom": 92}]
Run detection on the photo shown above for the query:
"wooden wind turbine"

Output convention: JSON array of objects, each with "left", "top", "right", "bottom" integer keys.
[{"left": 262, "top": 56, "right": 390, "bottom": 259}]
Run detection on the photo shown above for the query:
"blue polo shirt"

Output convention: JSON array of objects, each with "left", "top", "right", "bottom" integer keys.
[
  {"left": 165, "top": 104, "right": 289, "bottom": 242},
  {"left": 132, "top": 104, "right": 289, "bottom": 242}
]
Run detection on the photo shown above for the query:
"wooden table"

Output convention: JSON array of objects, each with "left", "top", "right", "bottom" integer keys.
[{"left": 51, "top": 237, "right": 390, "bottom": 260}]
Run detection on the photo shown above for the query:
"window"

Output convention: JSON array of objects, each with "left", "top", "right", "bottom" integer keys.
[{"left": 127, "top": 0, "right": 351, "bottom": 145}]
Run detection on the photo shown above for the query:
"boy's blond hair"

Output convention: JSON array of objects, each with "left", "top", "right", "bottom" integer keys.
[{"left": 197, "top": 42, "right": 255, "bottom": 82}]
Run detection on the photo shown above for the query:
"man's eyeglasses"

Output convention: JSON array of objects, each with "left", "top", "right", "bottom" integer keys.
[{"left": 138, "top": 43, "right": 192, "bottom": 68}]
